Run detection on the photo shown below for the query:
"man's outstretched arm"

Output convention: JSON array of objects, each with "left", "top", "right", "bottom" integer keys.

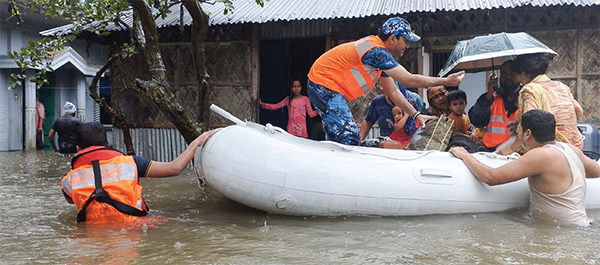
[
  {"left": 449, "top": 146, "right": 543, "bottom": 186},
  {"left": 146, "top": 130, "right": 219, "bottom": 178}
]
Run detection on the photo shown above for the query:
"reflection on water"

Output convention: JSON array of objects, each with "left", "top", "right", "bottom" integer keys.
[{"left": 1, "top": 150, "right": 600, "bottom": 264}]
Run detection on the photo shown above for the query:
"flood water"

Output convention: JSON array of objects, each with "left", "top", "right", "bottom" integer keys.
[{"left": 2, "top": 150, "right": 600, "bottom": 264}]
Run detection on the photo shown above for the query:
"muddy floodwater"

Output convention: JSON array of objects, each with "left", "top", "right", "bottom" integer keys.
[{"left": 2, "top": 150, "right": 600, "bottom": 264}]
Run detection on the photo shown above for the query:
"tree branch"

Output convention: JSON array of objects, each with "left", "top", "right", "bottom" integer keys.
[{"left": 89, "top": 52, "right": 136, "bottom": 155}]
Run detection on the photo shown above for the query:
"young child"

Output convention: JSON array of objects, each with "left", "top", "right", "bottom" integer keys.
[
  {"left": 260, "top": 80, "right": 319, "bottom": 138},
  {"left": 447, "top": 89, "right": 477, "bottom": 141},
  {"left": 389, "top": 106, "right": 420, "bottom": 148}
]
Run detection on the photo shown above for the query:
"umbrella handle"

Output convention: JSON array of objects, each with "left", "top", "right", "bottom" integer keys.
[
  {"left": 490, "top": 57, "right": 498, "bottom": 80},
  {"left": 490, "top": 71, "right": 498, "bottom": 80}
]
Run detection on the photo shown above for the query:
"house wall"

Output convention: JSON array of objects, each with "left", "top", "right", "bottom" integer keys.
[
  {"left": 0, "top": 70, "right": 23, "bottom": 151},
  {"left": 0, "top": 3, "right": 107, "bottom": 151},
  {"left": 106, "top": 4, "right": 599, "bottom": 158},
  {"left": 0, "top": 27, "right": 8, "bottom": 56},
  {"left": 110, "top": 41, "right": 255, "bottom": 128}
]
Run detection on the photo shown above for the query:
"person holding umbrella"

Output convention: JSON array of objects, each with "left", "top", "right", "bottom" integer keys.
[
  {"left": 468, "top": 60, "right": 521, "bottom": 152},
  {"left": 307, "top": 17, "right": 465, "bottom": 145},
  {"left": 513, "top": 53, "right": 584, "bottom": 151}
]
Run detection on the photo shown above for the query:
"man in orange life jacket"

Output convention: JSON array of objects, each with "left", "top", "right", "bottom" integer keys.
[
  {"left": 468, "top": 60, "right": 521, "bottom": 152},
  {"left": 307, "top": 17, "right": 465, "bottom": 145},
  {"left": 61, "top": 122, "right": 217, "bottom": 224}
]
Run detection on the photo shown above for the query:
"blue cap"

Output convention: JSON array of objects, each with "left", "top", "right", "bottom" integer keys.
[{"left": 380, "top": 17, "right": 420, "bottom": 42}]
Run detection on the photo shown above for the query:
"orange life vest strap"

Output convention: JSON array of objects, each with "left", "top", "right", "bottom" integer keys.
[{"left": 76, "top": 160, "right": 148, "bottom": 223}]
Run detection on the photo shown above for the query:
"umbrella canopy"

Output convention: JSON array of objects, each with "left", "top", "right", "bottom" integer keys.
[{"left": 438, "top": 32, "right": 557, "bottom": 77}]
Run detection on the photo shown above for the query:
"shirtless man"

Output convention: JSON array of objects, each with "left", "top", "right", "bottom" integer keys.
[{"left": 449, "top": 109, "right": 600, "bottom": 226}]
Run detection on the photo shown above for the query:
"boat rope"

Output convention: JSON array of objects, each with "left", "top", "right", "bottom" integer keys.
[
  {"left": 479, "top": 152, "right": 521, "bottom": 160},
  {"left": 265, "top": 122, "right": 441, "bottom": 161},
  {"left": 261, "top": 120, "right": 519, "bottom": 162},
  {"left": 264, "top": 123, "right": 287, "bottom": 134},
  {"left": 353, "top": 149, "right": 439, "bottom": 161}
]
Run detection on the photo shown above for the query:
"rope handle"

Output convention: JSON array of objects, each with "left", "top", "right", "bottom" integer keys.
[
  {"left": 424, "top": 117, "right": 442, "bottom": 150},
  {"left": 439, "top": 118, "right": 454, "bottom": 151}
]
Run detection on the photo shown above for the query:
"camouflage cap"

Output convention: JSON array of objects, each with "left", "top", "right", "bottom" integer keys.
[{"left": 380, "top": 17, "right": 421, "bottom": 42}]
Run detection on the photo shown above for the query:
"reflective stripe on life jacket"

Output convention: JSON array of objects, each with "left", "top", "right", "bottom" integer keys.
[
  {"left": 483, "top": 93, "right": 519, "bottom": 148},
  {"left": 62, "top": 149, "right": 148, "bottom": 224},
  {"left": 308, "top": 35, "right": 384, "bottom": 100}
]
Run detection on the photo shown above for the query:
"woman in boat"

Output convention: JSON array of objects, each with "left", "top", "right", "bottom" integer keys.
[
  {"left": 513, "top": 53, "right": 583, "bottom": 150},
  {"left": 425, "top": 85, "right": 451, "bottom": 116},
  {"left": 260, "top": 80, "right": 319, "bottom": 138}
]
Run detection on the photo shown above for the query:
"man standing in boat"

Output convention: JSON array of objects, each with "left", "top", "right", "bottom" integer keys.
[
  {"left": 307, "top": 17, "right": 465, "bottom": 145},
  {"left": 449, "top": 110, "right": 600, "bottom": 226},
  {"left": 61, "top": 122, "right": 218, "bottom": 224}
]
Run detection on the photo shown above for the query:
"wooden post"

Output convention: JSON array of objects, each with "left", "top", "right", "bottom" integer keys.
[
  {"left": 576, "top": 28, "right": 583, "bottom": 102},
  {"left": 252, "top": 24, "right": 260, "bottom": 121}
]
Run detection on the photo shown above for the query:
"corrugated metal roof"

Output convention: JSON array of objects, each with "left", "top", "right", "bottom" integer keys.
[
  {"left": 40, "top": 0, "right": 598, "bottom": 36},
  {"left": 197, "top": 0, "right": 598, "bottom": 24}
]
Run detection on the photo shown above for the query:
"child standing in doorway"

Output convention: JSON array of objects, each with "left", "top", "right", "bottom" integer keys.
[
  {"left": 447, "top": 89, "right": 477, "bottom": 141},
  {"left": 260, "top": 80, "right": 319, "bottom": 138}
]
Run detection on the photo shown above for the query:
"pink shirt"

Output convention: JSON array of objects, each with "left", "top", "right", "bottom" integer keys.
[
  {"left": 36, "top": 100, "right": 45, "bottom": 128},
  {"left": 261, "top": 96, "right": 319, "bottom": 138}
]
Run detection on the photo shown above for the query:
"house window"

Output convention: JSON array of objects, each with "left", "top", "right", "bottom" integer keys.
[{"left": 432, "top": 51, "right": 451, "bottom": 77}]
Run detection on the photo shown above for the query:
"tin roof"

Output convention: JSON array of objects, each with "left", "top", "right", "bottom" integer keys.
[{"left": 40, "top": 0, "right": 599, "bottom": 36}]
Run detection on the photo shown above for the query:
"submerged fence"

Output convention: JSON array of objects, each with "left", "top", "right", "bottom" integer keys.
[{"left": 111, "top": 127, "right": 192, "bottom": 168}]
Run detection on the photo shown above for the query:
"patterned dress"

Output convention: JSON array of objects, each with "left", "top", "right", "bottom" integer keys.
[{"left": 261, "top": 96, "right": 318, "bottom": 138}]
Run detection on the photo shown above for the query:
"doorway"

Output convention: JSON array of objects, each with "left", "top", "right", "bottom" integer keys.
[
  {"left": 39, "top": 73, "right": 56, "bottom": 149},
  {"left": 259, "top": 37, "right": 326, "bottom": 140}
]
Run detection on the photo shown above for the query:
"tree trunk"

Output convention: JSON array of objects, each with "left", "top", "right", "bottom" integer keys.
[
  {"left": 89, "top": 52, "right": 136, "bottom": 155},
  {"left": 182, "top": 0, "right": 211, "bottom": 132},
  {"left": 128, "top": 0, "right": 200, "bottom": 144}
]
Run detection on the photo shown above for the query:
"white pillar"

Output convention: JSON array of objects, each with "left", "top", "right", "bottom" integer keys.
[
  {"left": 77, "top": 75, "right": 87, "bottom": 122},
  {"left": 24, "top": 72, "right": 37, "bottom": 151}
]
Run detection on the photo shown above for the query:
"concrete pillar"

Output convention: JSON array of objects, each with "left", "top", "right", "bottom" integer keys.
[
  {"left": 77, "top": 75, "right": 86, "bottom": 122},
  {"left": 24, "top": 72, "right": 37, "bottom": 151}
]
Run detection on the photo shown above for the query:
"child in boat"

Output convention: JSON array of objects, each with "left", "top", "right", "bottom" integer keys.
[
  {"left": 260, "top": 80, "right": 319, "bottom": 138},
  {"left": 389, "top": 106, "right": 419, "bottom": 148},
  {"left": 447, "top": 89, "right": 477, "bottom": 141}
]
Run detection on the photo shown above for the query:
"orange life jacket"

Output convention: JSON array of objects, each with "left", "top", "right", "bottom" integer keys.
[
  {"left": 483, "top": 93, "right": 519, "bottom": 148},
  {"left": 308, "top": 35, "right": 385, "bottom": 100},
  {"left": 62, "top": 147, "right": 148, "bottom": 224}
]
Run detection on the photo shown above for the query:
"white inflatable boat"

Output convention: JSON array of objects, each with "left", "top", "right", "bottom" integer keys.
[{"left": 194, "top": 105, "right": 600, "bottom": 217}]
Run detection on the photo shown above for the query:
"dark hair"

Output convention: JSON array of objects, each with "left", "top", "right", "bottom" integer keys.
[
  {"left": 378, "top": 30, "right": 397, "bottom": 42},
  {"left": 512, "top": 53, "right": 549, "bottom": 78},
  {"left": 521, "top": 109, "right": 556, "bottom": 143},
  {"left": 289, "top": 79, "right": 302, "bottom": 106},
  {"left": 447, "top": 89, "right": 467, "bottom": 103},
  {"left": 76, "top": 122, "right": 108, "bottom": 149},
  {"left": 501, "top": 59, "right": 514, "bottom": 69}
]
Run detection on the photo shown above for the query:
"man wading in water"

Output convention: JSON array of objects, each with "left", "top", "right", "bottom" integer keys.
[
  {"left": 61, "top": 122, "right": 218, "bottom": 224},
  {"left": 450, "top": 110, "right": 600, "bottom": 226}
]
